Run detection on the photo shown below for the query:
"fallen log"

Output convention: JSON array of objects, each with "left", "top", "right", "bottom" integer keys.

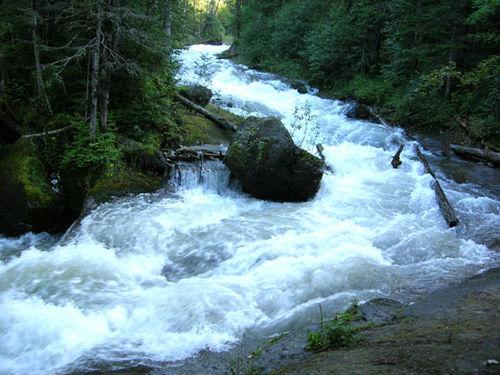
[
  {"left": 415, "top": 145, "right": 459, "bottom": 228},
  {"left": 433, "top": 181, "right": 460, "bottom": 228},
  {"left": 450, "top": 144, "right": 500, "bottom": 167},
  {"left": 166, "top": 145, "right": 226, "bottom": 163},
  {"left": 391, "top": 144, "right": 404, "bottom": 169},
  {"left": 316, "top": 143, "right": 334, "bottom": 174},
  {"left": 175, "top": 93, "right": 237, "bottom": 132},
  {"left": 21, "top": 125, "right": 73, "bottom": 139},
  {"left": 415, "top": 146, "right": 436, "bottom": 178}
]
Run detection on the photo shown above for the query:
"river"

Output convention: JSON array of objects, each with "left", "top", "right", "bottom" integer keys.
[{"left": 0, "top": 44, "right": 499, "bottom": 374}]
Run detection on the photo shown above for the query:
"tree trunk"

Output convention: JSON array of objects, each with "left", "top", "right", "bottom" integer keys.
[
  {"left": 164, "top": 0, "right": 172, "bottom": 48},
  {"left": 98, "top": 77, "right": 110, "bottom": 132},
  {"left": 415, "top": 146, "right": 459, "bottom": 227},
  {"left": 32, "top": 2, "right": 53, "bottom": 115},
  {"left": 90, "top": 0, "right": 102, "bottom": 138}
]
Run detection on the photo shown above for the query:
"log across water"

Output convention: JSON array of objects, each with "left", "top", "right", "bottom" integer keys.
[{"left": 415, "top": 146, "right": 459, "bottom": 228}]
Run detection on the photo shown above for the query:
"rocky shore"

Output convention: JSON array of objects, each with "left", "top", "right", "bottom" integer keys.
[{"left": 155, "top": 267, "right": 499, "bottom": 375}]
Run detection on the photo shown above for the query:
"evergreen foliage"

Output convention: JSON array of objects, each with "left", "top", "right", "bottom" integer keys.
[{"left": 238, "top": 0, "right": 500, "bottom": 143}]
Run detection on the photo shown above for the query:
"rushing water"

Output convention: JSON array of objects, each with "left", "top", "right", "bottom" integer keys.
[{"left": 1, "top": 45, "right": 499, "bottom": 374}]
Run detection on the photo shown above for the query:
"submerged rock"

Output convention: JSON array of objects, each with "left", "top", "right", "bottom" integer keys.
[
  {"left": 178, "top": 85, "right": 213, "bottom": 107},
  {"left": 346, "top": 103, "right": 381, "bottom": 124},
  {"left": 289, "top": 79, "right": 309, "bottom": 94},
  {"left": 0, "top": 139, "right": 63, "bottom": 235},
  {"left": 224, "top": 117, "right": 324, "bottom": 202}
]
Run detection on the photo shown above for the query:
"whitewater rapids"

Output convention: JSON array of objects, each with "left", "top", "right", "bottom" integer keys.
[{"left": 0, "top": 44, "right": 499, "bottom": 374}]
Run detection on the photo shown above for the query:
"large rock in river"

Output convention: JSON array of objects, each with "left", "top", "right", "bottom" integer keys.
[
  {"left": 224, "top": 117, "right": 324, "bottom": 202},
  {"left": 178, "top": 85, "right": 213, "bottom": 107},
  {"left": 345, "top": 103, "right": 381, "bottom": 124},
  {"left": 0, "top": 140, "right": 63, "bottom": 235}
]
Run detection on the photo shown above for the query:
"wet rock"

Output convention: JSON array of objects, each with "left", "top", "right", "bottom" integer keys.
[
  {"left": 86, "top": 168, "right": 162, "bottom": 206},
  {"left": 290, "top": 79, "right": 309, "bottom": 94},
  {"left": 224, "top": 117, "right": 324, "bottom": 202},
  {"left": 218, "top": 43, "right": 238, "bottom": 59},
  {"left": 178, "top": 85, "right": 213, "bottom": 108},
  {"left": 0, "top": 139, "right": 63, "bottom": 235},
  {"left": 346, "top": 103, "right": 381, "bottom": 124},
  {"left": 358, "top": 298, "right": 405, "bottom": 325}
]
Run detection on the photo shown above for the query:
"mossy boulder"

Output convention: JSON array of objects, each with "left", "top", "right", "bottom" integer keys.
[
  {"left": 83, "top": 168, "right": 162, "bottom": 214},
  {"left": 178, "top": 85, "right": 213, "bottom": 107},
  {"left": 0, "top": 139, "right": 63, "bottom": 235},
  {"left": 225, "top": 117, "right": 324, "bottom": 202},
  {"left": 180, "top": 105, "right": 244, "bottom": 145}
]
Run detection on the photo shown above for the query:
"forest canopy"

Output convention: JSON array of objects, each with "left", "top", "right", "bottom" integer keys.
[{"left": 237, "top": 0, "right": 500, "bottom": 144}]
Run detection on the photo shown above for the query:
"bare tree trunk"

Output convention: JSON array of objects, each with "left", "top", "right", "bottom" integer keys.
[
  {"left": 98, "top": 24, "right": 111, "bottom": 133},
  {"left": 90, "top": 0, "right": 102, "bottom": 138},
  {"left": 84, "top": 55, "right": 91, "bottom": 118},
  {"left": 32, "top": 2, "right": 53, "bottom": 115},
  {"left": 164, "top": 0, "right": 172, "bottom": 48},
  {"left": 98, "top": 76, "right": 110, "bottom": 132}
]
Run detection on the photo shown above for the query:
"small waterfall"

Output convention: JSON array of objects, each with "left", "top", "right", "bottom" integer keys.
[{"left": 168, "top": 160, "right": 231, "bottom": 193}]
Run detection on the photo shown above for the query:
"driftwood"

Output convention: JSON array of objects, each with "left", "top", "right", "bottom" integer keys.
[
  {"left": 450, "top": 144, "right": 500, "bottom": 167},
  {"left": 166, "top": 145, "right": 226, "bottom": 163},
  {"left": 175, "top": 93, "right": 237, "bottom": 132},
  {"left": 415, "top": 146, "right": 459, "bottom": 228},
  {"left": 391, "top": 144, "right": 404, "bottom": 169},
  {"left": 316, "top": 143, "right": 334, "bottom": 174}
]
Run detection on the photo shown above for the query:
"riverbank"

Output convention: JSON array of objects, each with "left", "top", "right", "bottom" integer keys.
[
  {"left": 0, "top": 97, "right": 244, "bottom": 237},
  {"left": 156, "top": 267, "right": 500, "bottom": 375}
]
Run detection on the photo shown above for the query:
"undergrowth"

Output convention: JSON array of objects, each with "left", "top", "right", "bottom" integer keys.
[{"left": 306, "top": 301, "right": 364, "bottom": 352}]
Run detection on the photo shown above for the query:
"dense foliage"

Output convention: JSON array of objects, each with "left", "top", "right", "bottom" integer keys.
[
  {"left": 237, "top": 0, "right": 500, "bottom": 144},
  {"left": 0, "top": 0, "right": 238, "bottom": 229}
]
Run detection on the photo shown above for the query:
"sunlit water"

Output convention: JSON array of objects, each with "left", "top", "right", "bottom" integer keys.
[{"left": 1, "top": 45, "right": 499, "bottom": 374}]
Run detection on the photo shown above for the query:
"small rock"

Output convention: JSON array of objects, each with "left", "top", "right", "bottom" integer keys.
[{"left": 289, "top": 79, "right": 309, "bottom": 94}]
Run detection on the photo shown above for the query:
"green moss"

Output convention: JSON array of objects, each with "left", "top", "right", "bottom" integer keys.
[
  {"left": 0, "top": 139, "right": 57, "bottom": 207},
  {"left": 179, "top": 105, "right": 245, "bottom": 146},
  {"left": 87, "top": 167, "right": 162, "bottom": 204}
]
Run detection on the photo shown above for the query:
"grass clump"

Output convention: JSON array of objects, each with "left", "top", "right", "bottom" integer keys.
[{"left": 306, "top": 301, "right": 362, "bottom": 352}]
